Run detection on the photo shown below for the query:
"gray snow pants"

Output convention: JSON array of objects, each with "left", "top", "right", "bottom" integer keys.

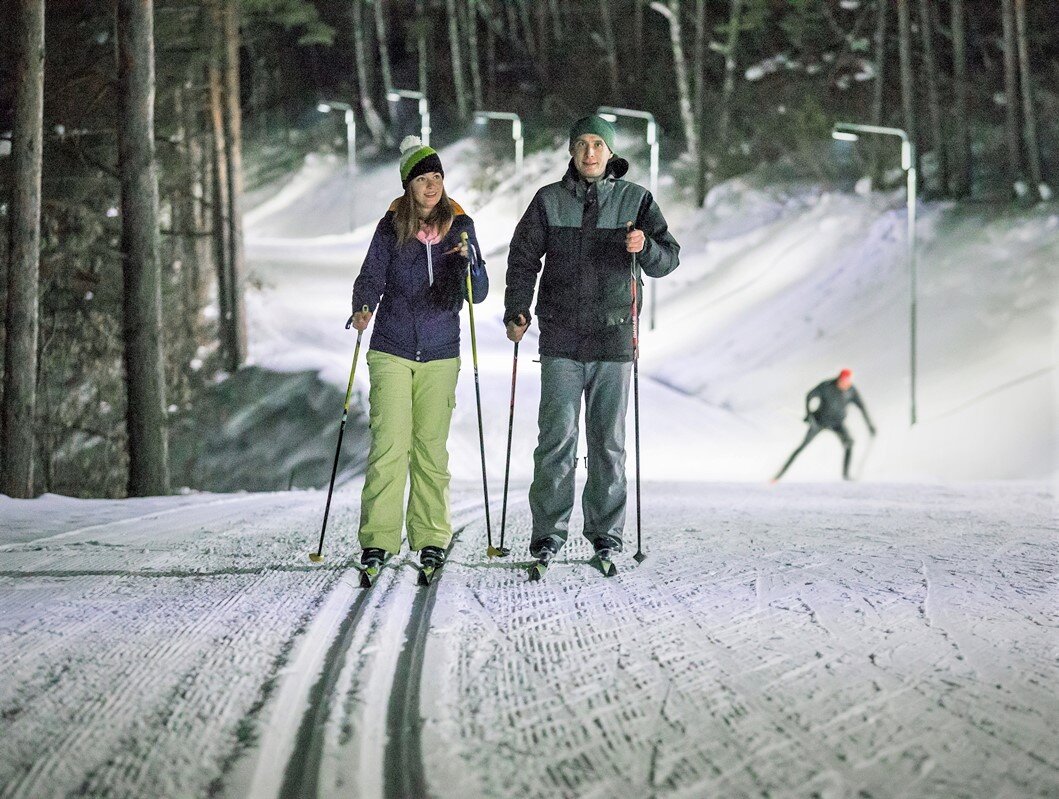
[{"left": 529, "top": 356, "right": 632, "bottom": 554}]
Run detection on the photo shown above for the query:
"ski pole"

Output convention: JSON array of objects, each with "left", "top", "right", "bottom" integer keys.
[
  {"left": 309, "top": 305, "right": 369, "bottom": 563},
  {"left": 461, "top": 232, "right": 500, "bottom": 557},
  {"left": 628, "top": 222, "right": 646, "bottom": 564},
  {"left": 498, "top": 340, "right": 519, "bottom": 555}
]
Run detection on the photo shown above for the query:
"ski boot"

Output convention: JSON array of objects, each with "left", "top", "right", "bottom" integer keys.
[
  {"left": 590, "top": 536, "right": 619, "bottom": 578},
  {"left": 357, "top": 547, "right": 388, "bottom": 587},
  {"left": 528, "top": 538, "right": 560, "bottom": 582},
  {"left": 417, "top": 546, "right": 446, "bottom": 586}
]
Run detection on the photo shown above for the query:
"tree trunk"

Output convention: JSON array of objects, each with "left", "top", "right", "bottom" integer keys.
[
  {"left": 599, "top": 0, "right": 620, "bottom": 103},
  {"left": 207, "top": 38, "right": 232, "bottom": 364},
  {"left": 3, "top": 0, "right": 45, "bottom": 498},
  {"left": 717, "top": 0, "right": 742, "bottom": 149},
  {"left": 116, "top": 0, "right": 170, "bottom": 496},
  {"left": 869, "top": 0, "right": 888, "bottom": 184},
  {"left": 1014, "top": 0, "right": 1046, "bottom": 196},
  {"left": 999, "top": 0, "right": 1022, "bottom": 190},
  {"left": 416, "top": 0, "right": 428, "bottom": 95},
  {"left": 221, "top": 0, "right": 247, "bottom": 369},
  {"left": 172, "top": 77, "right": 200, "bottom": 358},
  {"left": 692, "top": 0, "right": 708, "bottom": 206},
  {"left": 446, "top": 0, "right": 469, "bottom": 121},
  {"left": 649, "top": 1, "right": 697, "bottom": 163},
  {"left": 547, "top": 0, "right": 562, "bottom": 45},
  {"left": 186, "top": 71, "right": 211, "bottom": 317},
  {"left": 896, "top": 0, "right": 918, "bottom": 174},
  {"left": 485, "top": 4, "right": 496, "bottom": 104},
  {"left": 504, "top": 1, "right": 517, "bottom": 45},
  {"left": 950, "top": 0, "right": 971, "bottom": 196},
  {"left": 634, "top": 0, "right": 645, "bottom": 103},
  {"left": 466, "top": 0, "right": 484, "bottom": 109},
  {"left": 352, "top": 0, "right": 387, "bottom": 147},
  {"left": 373, "top": 0, "right": 395, "bottom": 119},
  {"left": 917, "top": 0, "right": 946, "bottom": 194},
  {"left": 516, "top": 0, "right": 537, "bottom": 59}
]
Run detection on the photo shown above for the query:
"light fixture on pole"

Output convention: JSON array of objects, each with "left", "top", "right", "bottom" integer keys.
[
  {"left": 597, "top": 106, "right": 660, "bottom": 331},
  {"left": 474, "top": 111, "right": 524, "bottom": 208},
  {"left": 318, "top": 101, "right": 357, "bottom": 231},
  {"left": 386, "top": 89, "right": 431, "bottom": 147},
  {"left": 317, "top": 101, "right": 356, "bottom": 175},
  {"left": 832, "top": 121, "right": 919, "bottom": 425}
]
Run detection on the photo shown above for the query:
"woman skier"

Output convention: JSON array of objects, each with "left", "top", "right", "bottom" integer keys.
[{"left": 349, "top": 136, "right": 488, "bottom": 576}]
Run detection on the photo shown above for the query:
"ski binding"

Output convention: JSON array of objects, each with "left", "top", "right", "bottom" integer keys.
[
  {"left": 527, "top": 551, "right": 554, "bottom": 582},
  {"left": 417, "top": 563, "right": 443, "bottom": 586}
]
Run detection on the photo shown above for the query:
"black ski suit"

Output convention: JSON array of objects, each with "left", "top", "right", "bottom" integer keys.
[{"left": 775, "top": 379, "right": 875, "bottom": 480}]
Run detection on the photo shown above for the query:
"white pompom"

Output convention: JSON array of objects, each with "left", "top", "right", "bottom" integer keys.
[{"left": 400, "top": 135, "right": 423, "bottom": 155}]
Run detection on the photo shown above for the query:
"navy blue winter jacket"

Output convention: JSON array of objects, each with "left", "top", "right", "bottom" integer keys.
[{"left": 352, "top": 199, "right": 488, "bottom": 363}]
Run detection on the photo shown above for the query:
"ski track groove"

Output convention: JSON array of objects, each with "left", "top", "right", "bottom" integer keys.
[
  {"left": 428, "top": 484, "right": 1059, "bottom": 798},
  {"left": 0, "top": 496, "right": 355, "bottom": 799},
  {"left": 268, "top": 499, "right": 483, "bottom": 799},
  {"left": 2, "top": 484, "right": 1055, "bottom": 797}
]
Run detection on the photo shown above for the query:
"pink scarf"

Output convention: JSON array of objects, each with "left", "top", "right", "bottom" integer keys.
[{"left": 415, "top": 223, "right": 441, "bottom": 245}]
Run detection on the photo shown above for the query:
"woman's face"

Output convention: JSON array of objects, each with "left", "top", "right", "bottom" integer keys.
[{"left": 410, "top": 172, "right": 444, "bottom": 216}]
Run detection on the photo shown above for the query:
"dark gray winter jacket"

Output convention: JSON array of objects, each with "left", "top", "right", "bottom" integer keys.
[
  {"left": 504, "top": 158, "right": 680, "bottom": 362},
  {"left": 807, "top": 380, "right": 874, "bottom": 430}
]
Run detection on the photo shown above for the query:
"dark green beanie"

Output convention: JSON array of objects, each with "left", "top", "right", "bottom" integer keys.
[{"left": 569, "top": 115, "right": 616, "bottom": 153}]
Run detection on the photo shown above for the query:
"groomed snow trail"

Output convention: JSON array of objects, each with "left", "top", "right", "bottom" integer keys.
[
  {"left": 0, "top": 489, "right": 366, "bottom": 799},
  {"left": 424, "top": 481, "right": 1058, "bottom": 799},
  {"left": 1, "top": 482, "right": 1055, "bottom": 798}
]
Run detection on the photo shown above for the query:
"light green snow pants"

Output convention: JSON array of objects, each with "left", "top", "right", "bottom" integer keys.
[{"left": 358, "top": 350, "right": 460, "bottom": 554}]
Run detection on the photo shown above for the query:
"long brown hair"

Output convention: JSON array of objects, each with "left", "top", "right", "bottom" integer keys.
[{"left": 393, "top": 189, "right": 455, "bottom": 246}]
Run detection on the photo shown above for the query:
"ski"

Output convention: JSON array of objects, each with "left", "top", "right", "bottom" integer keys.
[{"left": 590, "top": 551, "right": 618, "bottom": 578}]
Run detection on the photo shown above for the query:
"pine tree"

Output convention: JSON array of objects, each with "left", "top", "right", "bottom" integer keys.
[
  {"left": 950, "top": 0, "right": 972, "bottom": 196},
  {"left": 117, "top": 0, "right": 170, "bottom": 496},
  {"left": 3, "top": 0, "right": 45, "bottom": 498}
]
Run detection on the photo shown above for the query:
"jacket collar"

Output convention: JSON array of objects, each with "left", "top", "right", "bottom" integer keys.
[{"left": 561, "top": 156, "right": 630, "bottom": 203}]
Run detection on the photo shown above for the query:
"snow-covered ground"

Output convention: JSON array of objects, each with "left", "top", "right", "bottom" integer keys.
[
  {"left": 2, "top": 482, "right": 1056, "bottom": 797},
  {"left": 2, "top": 137, "right": 1057, "bottom": 798}
]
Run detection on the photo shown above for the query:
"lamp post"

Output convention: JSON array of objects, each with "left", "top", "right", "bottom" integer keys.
[
  {"left": 317, "top": 101, "right": 356, "bottom": 175},
  {"left": 474, "top": 111, "right": 524, "bottom": 208},
  {"left": 318, "top": 101, "right": 356, "bottom": 231},
  {"left": 386, "top": 89, "right": 431, "bottom": 147},
  {"left": 597, "top": 106, "right": 660, "bottom": 330},
  {"left": 832, "top": 121, "right": 918, "bottom": 426}
]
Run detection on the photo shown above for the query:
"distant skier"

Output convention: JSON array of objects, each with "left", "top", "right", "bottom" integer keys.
[
  {"left": 504, "top": 114, "right": 680, "bottom": 565},
  {"left": 349, "top": 137, "right": 488, "bottom": 577},
  {"left": 773, "top": 368, "right": 876, "bottom": 482}
]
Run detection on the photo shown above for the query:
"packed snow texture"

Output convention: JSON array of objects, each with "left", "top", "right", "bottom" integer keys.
[
  {"left": 1, "top": 483, "right": 1056, "bottom": 798},
  {"left": 2, "top": 137, "right": 1057, "bottom": 798}
]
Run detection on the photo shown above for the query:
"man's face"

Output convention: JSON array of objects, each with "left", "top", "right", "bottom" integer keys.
[
  {"left": 837, "top": 375, "right": 853, "bottom": 390},
  {"left": 570, "top": 134, "right": 611, "bottom": 181}
]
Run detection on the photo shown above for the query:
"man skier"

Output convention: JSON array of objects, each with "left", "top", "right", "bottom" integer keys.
[
  {"left": 504, "top": 114, "right": 680, "bottom": 565},
  {"left": 773, "top": 368, "right": 876, "bottom": 482}
]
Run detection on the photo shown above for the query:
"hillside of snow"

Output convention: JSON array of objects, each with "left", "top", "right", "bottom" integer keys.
[{"left": 240, "top": 137, "right": 1057, "bottom": 488}]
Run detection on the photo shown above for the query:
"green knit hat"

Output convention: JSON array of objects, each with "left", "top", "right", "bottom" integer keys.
[
  {"left": 399, "top": 135, "right": 444, "bottom": 187},
  {"left": 569, "top": 115, "right": 616, "bottom": 153}
]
